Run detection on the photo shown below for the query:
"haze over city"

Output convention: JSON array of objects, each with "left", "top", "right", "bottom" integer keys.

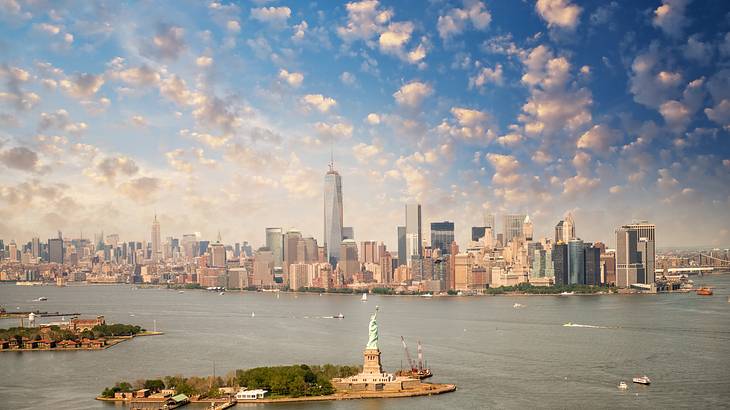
[{"left": 0, "top": 0, "right": 729, "bottom": 248}]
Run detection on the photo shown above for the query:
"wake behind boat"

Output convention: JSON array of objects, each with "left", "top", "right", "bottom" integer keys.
[{"left": 562, "top": 322, "right": 609, "bottom": 329}]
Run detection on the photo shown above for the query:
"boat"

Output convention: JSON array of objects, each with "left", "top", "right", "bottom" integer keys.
[
  {"left": 334, "top": 313, "right": 344, "bottom": 319},
  {"left": 632, "top": 376, "right": 651, "bottom": 385},
  {"left": 696, "top": 287, "right": 713, "bottom": 296},
  {"left": 251, "top": 312, "right": 255, "bottom": 318},
  {"left": 397, "top": 337, "right": 433, "bottom": 379},
  {"left": 559, "top": 291, "right": 575, "bottom": 296},
  {"left": 513, "top": 303, "right": 524, "bottom": 308},
  {"left": 421, "top": 293, "right": 433, "bottom": 298},
  {"left": 618, "top": 381, "right": 628, "bottom": 390},
  {"left": 34, "top": 297, "right": 48, "bottom": 302},
  {"left": 219, "top": 292, "right": 225, "bottom": 296},
  {"left": 361, "top": 293, "right": 368, "bottom": 302},
  {"left": 178, "top": 290, "right": 185, "bottom": 294}
]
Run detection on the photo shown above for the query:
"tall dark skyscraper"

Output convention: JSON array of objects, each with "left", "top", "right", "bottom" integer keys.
[
  {"left": 584, "top": 245, "right": 601, "bottom": 285},
  {"left": 48, "top": 237, "right": 64, "bottom": 264},
  {"left": 430, "top": 221, "right": 454, "bottom": 255},
  {"left": 323, "top": 161, "right": 343, "bottom": 266},
  {"left": 471, "top": 226, "right": 487, "bottom": 242},
  {"left": 397, "top": 226, "right": 406, "bottom": 267},
  {"left": 567, "top": 238, "right": 585, "bottom": 285},
  {"left": 552, "top": 243, "right": 568, "bottom": 286}
]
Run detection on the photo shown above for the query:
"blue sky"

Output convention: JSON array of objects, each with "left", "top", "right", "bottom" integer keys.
[{"left": 0, "top": 0, "right": 729, "bottom": 249}]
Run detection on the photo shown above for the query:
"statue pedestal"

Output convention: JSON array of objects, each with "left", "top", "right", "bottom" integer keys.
[{"left": 362, "top": 348, "right": 383, "bottom": 374}]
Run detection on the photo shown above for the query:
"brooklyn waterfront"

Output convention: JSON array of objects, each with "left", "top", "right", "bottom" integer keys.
[{"left": 1, "top": 275, "right": 729, "bottom": 409}]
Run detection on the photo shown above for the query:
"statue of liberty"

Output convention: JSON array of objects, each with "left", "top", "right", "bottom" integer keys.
[{"left": 366, "top": 306, "right": 379, "bottom": 349}]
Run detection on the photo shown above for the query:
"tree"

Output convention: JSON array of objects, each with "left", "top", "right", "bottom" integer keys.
[{"left": 144, "top": 379, "right": 165, "bottom": 391}]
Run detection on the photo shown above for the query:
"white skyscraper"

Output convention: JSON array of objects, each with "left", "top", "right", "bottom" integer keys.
[
  {"left": 405, "top": 203, "right": 422, "bottom": 267},
  {"left": 324, "top": 161, "right": 343, "bottom": 266},
  {"left": 151, "top": 214, "right": 161, "bottom": 262}
]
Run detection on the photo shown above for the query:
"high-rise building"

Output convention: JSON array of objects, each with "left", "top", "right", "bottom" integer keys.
[
  {"left": 397, "top": 226, "right": 406, "bottom": 267},
  {"left": 31, "top": 237, "right": 40, "bottom": 259},
  {"left": 552, "top": 243, "right": 569, "bottom": 285},
  {"left": 182, "top": 234, "right": 198, "bottom": 260},
  {"left": 151, "top": 214, "right": 161, "bottom": 262},
  {"left": 339, "top": 239, "right": 359, "bottom": 281},
  {"left": 283, "top": 229, "right": 303, "bottom": 274},
  {"left": 615, "top": 222, "right": 655, "bottom": 287},
  {"left": 324, "top": 162, "right": 344, "bottom": 266},
  {"left": 8, "top": 242, "right": 18, "bottom": 262},
  {"left": 484, "top": 213, "right": 495, "bottom": 232},
  {"left": 430, "top": 221, "right": 454, "bottom": 255},
  {"left": 502, "top": 214, "right": 526, "bottom": 245},
  {"left": 567, "top": 238, "right": 585, "bottom": 285},
  {"left": 584, "top": 245, "right": 601, "bottom": 285},
  {"left": 471, "top": 226, "right": 487, "bottom": 242},
  {"left": 600, "top": 251, "right": 616, "bottom": 285},
  {"left": 48, "top": 237, "right": 64, "bottom": 264},
  {"left": 209, "top": 242, "right": 226, "bottom": 267},
  {"left": 342, "top": 227, "right": 354, "bottom": 241},
  {"left": 265, "top": 228, "right": 284, "bottom": 268},
  {"left": 523, "top": 215, "right": 533, "bottom": 241},
  {"left": 360, "top": 240, "right": 378, "bottom": 264},
  {"left": 405, "top": 203, "right": 422, "bottom": 267}
]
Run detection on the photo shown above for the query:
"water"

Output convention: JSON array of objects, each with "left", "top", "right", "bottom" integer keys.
[{"left": 1, "top": 276, "right": 729, "bottom": 409}]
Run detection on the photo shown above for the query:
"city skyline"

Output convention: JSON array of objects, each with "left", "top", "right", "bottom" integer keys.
[{"left": 1, "top": 1, "right": 729, "bottom": 248}]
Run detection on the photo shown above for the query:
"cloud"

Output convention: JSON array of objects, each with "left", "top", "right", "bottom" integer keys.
[
  {"left": 278, "top": 69, "right": 304, "bottom": 87},
  {"left": 352, "top": 142, "right": 382, "bottom": 163},
  {"left": 535, "top": 0, "right": 582, "bottom": 30},
  {"left": 652, "top": 0, "right": 690, "bottom": 38},
  {"left": 227, "top": 20, "right": 241, "bottom": 33},
  {"left": 437, "top": 0, "right": 492, "bottom": 40},
  {"left": 628, "top": 48, "right": 683, "bottom": 109},
  {"left": 563, "top": 174, "right": 599, "bottom": 195},
  {"left": 0, "top": 65, "right": 40, "bottom": 110},
  {"left": 38, "top": 109, "right": 88, "bottom": 134},
  {"left": 337, "top": 0, "right": 392, "bottom": 42},
  {"left": 486, "top": 153, "right": 520, "bottom": 186},
  {"left": 576, "top": 124, "right": 621, "bottom": 153},
  {"left": 366, "top": 113, "right": 380, "bottom": 124},
  {"left": 119, "top": 176, "right": 163, "bottom": 203},
  {"left": 280, "top": 154, "right": 318, "bottom": 198},
  {"left": 86, "top": 155, "right": 139, "bottom": 182},
  {"left": 393, "top": 81, "right": 432, "bottom": 108},
  {"left": 251, "top": 6, "right": 291, "bottom": 27},
  {"left": 340, "top": 71, "right": 356, "bottom": 85},
  {"left": 682, "top": 35, "right": 713, "bottom": 65},
  {"left": 469, "top": 63, "right": 503, "bottom": 89},
  {"left": 659, "top": 100, "right": 691, "bottom": 132},
  {"left": 0, "top": 146, "right": 43, "bottom": 173},
  {"left": 59, "top": 73, "right": 105, "bottom": 98},
  {"left": 314, "top": 121, "right": 354, "bottom": 140},
  {"left": 436, "top": 107, "right": 495, "bottom": 144},
  {"left": 179, "top": 129, "right": 229, "bottom": 148},
  {"left": 301, "top": 94, "right": 337, "bottom": 113},
  {"left": 196, "top": 56, "right": 214, "bottom": 67},
  {"left": 704, "top": 99, "right": 730, "bottom": 131},
  {"left": 146, "top": 24, "right": 186, "bottom": 60}
]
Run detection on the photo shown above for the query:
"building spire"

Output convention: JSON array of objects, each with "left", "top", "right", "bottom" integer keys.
[{"left": 329, "top": 138, "right": 335, "bottom": 172}]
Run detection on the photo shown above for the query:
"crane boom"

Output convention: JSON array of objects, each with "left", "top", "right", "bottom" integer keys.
[{"left": 401, "top": 336, "right": 417, "bottom": 371}]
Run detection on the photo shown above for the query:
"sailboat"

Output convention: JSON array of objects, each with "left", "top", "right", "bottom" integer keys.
[
  {"left": 251, "top": 312, "right": 255, "bottom": 318},
  {"left": 361, "top": 293, "right": 368, "bottom": 302}
]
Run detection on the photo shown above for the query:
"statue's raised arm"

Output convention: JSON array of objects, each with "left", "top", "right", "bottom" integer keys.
[{"left": 366, "top": 306, "right": 379, "bottom": 349}]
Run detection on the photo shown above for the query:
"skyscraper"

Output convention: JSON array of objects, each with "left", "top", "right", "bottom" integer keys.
[
  {"left": 283, "top": 229, "right": 303, "bottom": 273},
  {"left": 584, "top": 244, "right": 601, "bottom": 285},
  {"left": 265, "top": 228, "right": 284, "bottom": 268},
  {"left": 31, "top": 237, "right": 40, "bottom": 259},
  {"left": 471, "top": 226, "right": 487, "bottom": 242},
  {"left": 360, "top": 240, "right": 378, "bottom": 264},
  {"left": 430, "top": 221, "right": 454, "bottom": 255},
  {"left": 151, "top": 214, "right": 161, "bottom": 262},
  {"left": 616, "top": 222, "right": 655, "bottom": 286},
  {"left": 484, "top": 212, "right": 495, "bottom": 232},
  {"left": 48, "top": 237, "right": 64, "bottom": 264},
  {"left": 405, "top": 203, "right": 422, "bottom": 267},
  {"left": 552, "top": 243, "right": 568, "bottom": 285},
  {"left": 397, "top": 226, "right": 406, "bottom": 267},
  {"left": 567, "top": 238, "right": 585, "bottom": 285},
  {"left": 209, "top": 241, "right": 226, "bottom": 267},
  {"left": 502, "top": 214, "right": 526, "bottom": 245},
  {"left": 324, "top": 162, "right": 343, "bottom": 266}
]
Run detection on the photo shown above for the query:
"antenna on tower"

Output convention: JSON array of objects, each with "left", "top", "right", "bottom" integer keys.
[{"left": 329, "top": 135, "right": 335, "bottom": 171}]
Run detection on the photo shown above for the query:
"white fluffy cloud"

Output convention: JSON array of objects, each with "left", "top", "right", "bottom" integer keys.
[
  {"left": 301, "top": 94, "right": 337, "bottom": 112},
  {"left": 576, "top": 124, "right": 621, "bottom": 153},
  {"left": 437, "top": 0, "right": 492, "bottom": 40},
  {"left": 486, "top": 153, "right": 521, "bottom": 186},
  {"left": 278, "top": 69, "right": 304, "bottom": 87},
  {"left": 392, "top": 81, "right": 432, "bottom": 108},
  {"left": 251, "top": 6, "right": 291, "bottom": 26},
  {"left": 535, "top": 0, "right": 582, "bottom": 30},
  {"left": 652, "top": 0, "right": 690, "bottom": 38},
  {"left": 704, "top": 99, "right": 730, "bottom": 131},
  {"left": 337, "top": 0, "right": 392, "bottom": 42},
  {"left": 436, "top": 107, "right": 495, "bottom": 144},
  {"left": 469, "top": 63, "right": 503, "bottom": 89}
]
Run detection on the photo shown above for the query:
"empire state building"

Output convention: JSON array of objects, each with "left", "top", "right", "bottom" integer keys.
[{"left": 323, "top": 160, "right": 343, "bottom": 266}]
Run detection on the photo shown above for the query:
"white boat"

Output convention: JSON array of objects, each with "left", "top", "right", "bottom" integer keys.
[
  {"left": 251, "top": 312, "right": 255, "bottom": 318},
  {"left": 361, "top": 293, "right": 368, "bottom": 302},
  {"left": 513, "top": 303, "right": 524, "bottom": 308},
  {"left": 560, "top": 292, "right": 575, "bottom": 296},
  {"left": 421, "top": 293, "right": 433, "bottom": 298},
  {"left": 219, "top": 292, "right": 225, "bottom": 296},
  {"left": 334, "top": 313, "right": 344, "bottom": 319},
  {"left": 178, "top": 290, "right": 185, "bottom": 294},
  {"left": 34, "top": 297, "right": 48, "bottom": 301},
  {"left": 632, "top": 376, "right": 651, "bottom": 385},
  {"left": 618, "top": 381, "right": 628, "bottom": 390}
]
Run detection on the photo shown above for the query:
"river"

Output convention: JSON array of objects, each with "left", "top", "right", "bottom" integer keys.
[{"left": 1, "top": 275, "right": 729, "bottom": 409}]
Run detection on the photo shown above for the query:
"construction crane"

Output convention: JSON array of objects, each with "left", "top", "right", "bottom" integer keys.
[{"left": 401, "top": 336, "right": 417, "bottom": 372}]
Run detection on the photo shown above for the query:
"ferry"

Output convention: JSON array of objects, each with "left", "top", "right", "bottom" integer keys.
[
  {"left": 618, "top": 381, "right": 628, "bottom": 390},
  {"left": 632, "top": 376, "right": 651, "bottom": 385},
  {"left": 696, "top": 287, "right": 713, "bottom": 296}
]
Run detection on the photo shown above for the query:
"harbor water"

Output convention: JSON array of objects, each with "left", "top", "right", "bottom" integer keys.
[{"left": 1, "top": 275, "right": 729, "bottom": 409}]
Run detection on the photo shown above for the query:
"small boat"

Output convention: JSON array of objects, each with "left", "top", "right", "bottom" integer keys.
[
  {"left": 251, "top": 312, "right": 255, "bottom": 318},
  {"left": 696, "top": 287, "right": 713, "bottom": 296},
  {"left": 334, "top": 313, "right": 344, "bottom": 319},
  {"left": 559, "top": 291, "right": 575, "bottom": 296},
  {"left": 513, "top": 303, "right": 524, "bottom": 308},
  {"left": 34, "top": 297, "right": 48, "bottom": 301},
  {"left": 178, "top": 290, "right": 185, "bottom": 294},
  {"left": 361, "top": 293, "right": 368, "bottom": 302},
  {"left": 632, "top": 376, "right": 651, "bottom": 385},
  {"left": 563, "top": 322, "right": 573, "bottom": 327},
  {"left": 421, "top": 293, "right": 433, "bottom": 298},
  {"left": 618, "top": 381, "right": 628, "bottom": 390},
  {"left": 219, "top": 292, "right": 225, "bottom": 296}
]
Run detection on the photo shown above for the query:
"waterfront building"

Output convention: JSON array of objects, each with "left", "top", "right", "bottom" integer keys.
[
  {"left": 151, "top": 214, "right": 161, "bottom": 262},
  {"left": 552, "top": 243, "right": 569, "bottom": 285},
  {"left": 502, "top": 214, "right": 526, "bottom": 245},
  {"left": 209, "top": 241, "right": 226, "bottom": 268},
  {"left": 31, "top": 237, "right": 40, "bottom": 259},
  {"left": 8, "top": 242, "right": 18, "bottom": 262},
  {"left": 430, "top": 221, "right": 454, "bottom": 255},
  {"left": 601, "top": 251, "right": 616, "bottom": 285},
  {"left": 324, "top": 161, "right": 344, "bottom": 266},
  {"left": 567, "top": 239, "right": 585, "bottom": 285},
  {"left": 397, "top": 226, "right": 406, "bottom": 267},
  {"left": 252, "top": 248, "right": 275, "bottom": 288},
  {"left": 289, "top": 263, "right": 314, "bottom": 290},
  {"left": 616, "top": 222, "right": 655, "bottom": 287},
  {"left": 265, "top": 228, "right": 283, "bottom": 268},
  {"left": 584, "top": 244, "right": 601, "bottom": 285},
  {"left": 405, "top": 203, "right": 422, "bottom": 267}
]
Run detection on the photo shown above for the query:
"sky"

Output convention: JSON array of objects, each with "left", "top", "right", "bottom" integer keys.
[{"left": 0, "top": 0, "right": 729, "bottom": 250}]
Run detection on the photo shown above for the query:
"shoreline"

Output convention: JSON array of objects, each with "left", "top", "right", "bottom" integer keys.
[
  {"left": 0, "top": 331, "right": 163, "bottom": 353},
  {"left": 96, "top": 382, "right": 457, "bottom": 404}
]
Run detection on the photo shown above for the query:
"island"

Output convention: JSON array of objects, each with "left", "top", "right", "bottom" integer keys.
[
  {"left": 97, "top": 308, "right": 455, "bottom": 406},
  {"left": 0, "top": 315, "right": 161, "bottom": 351}
]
